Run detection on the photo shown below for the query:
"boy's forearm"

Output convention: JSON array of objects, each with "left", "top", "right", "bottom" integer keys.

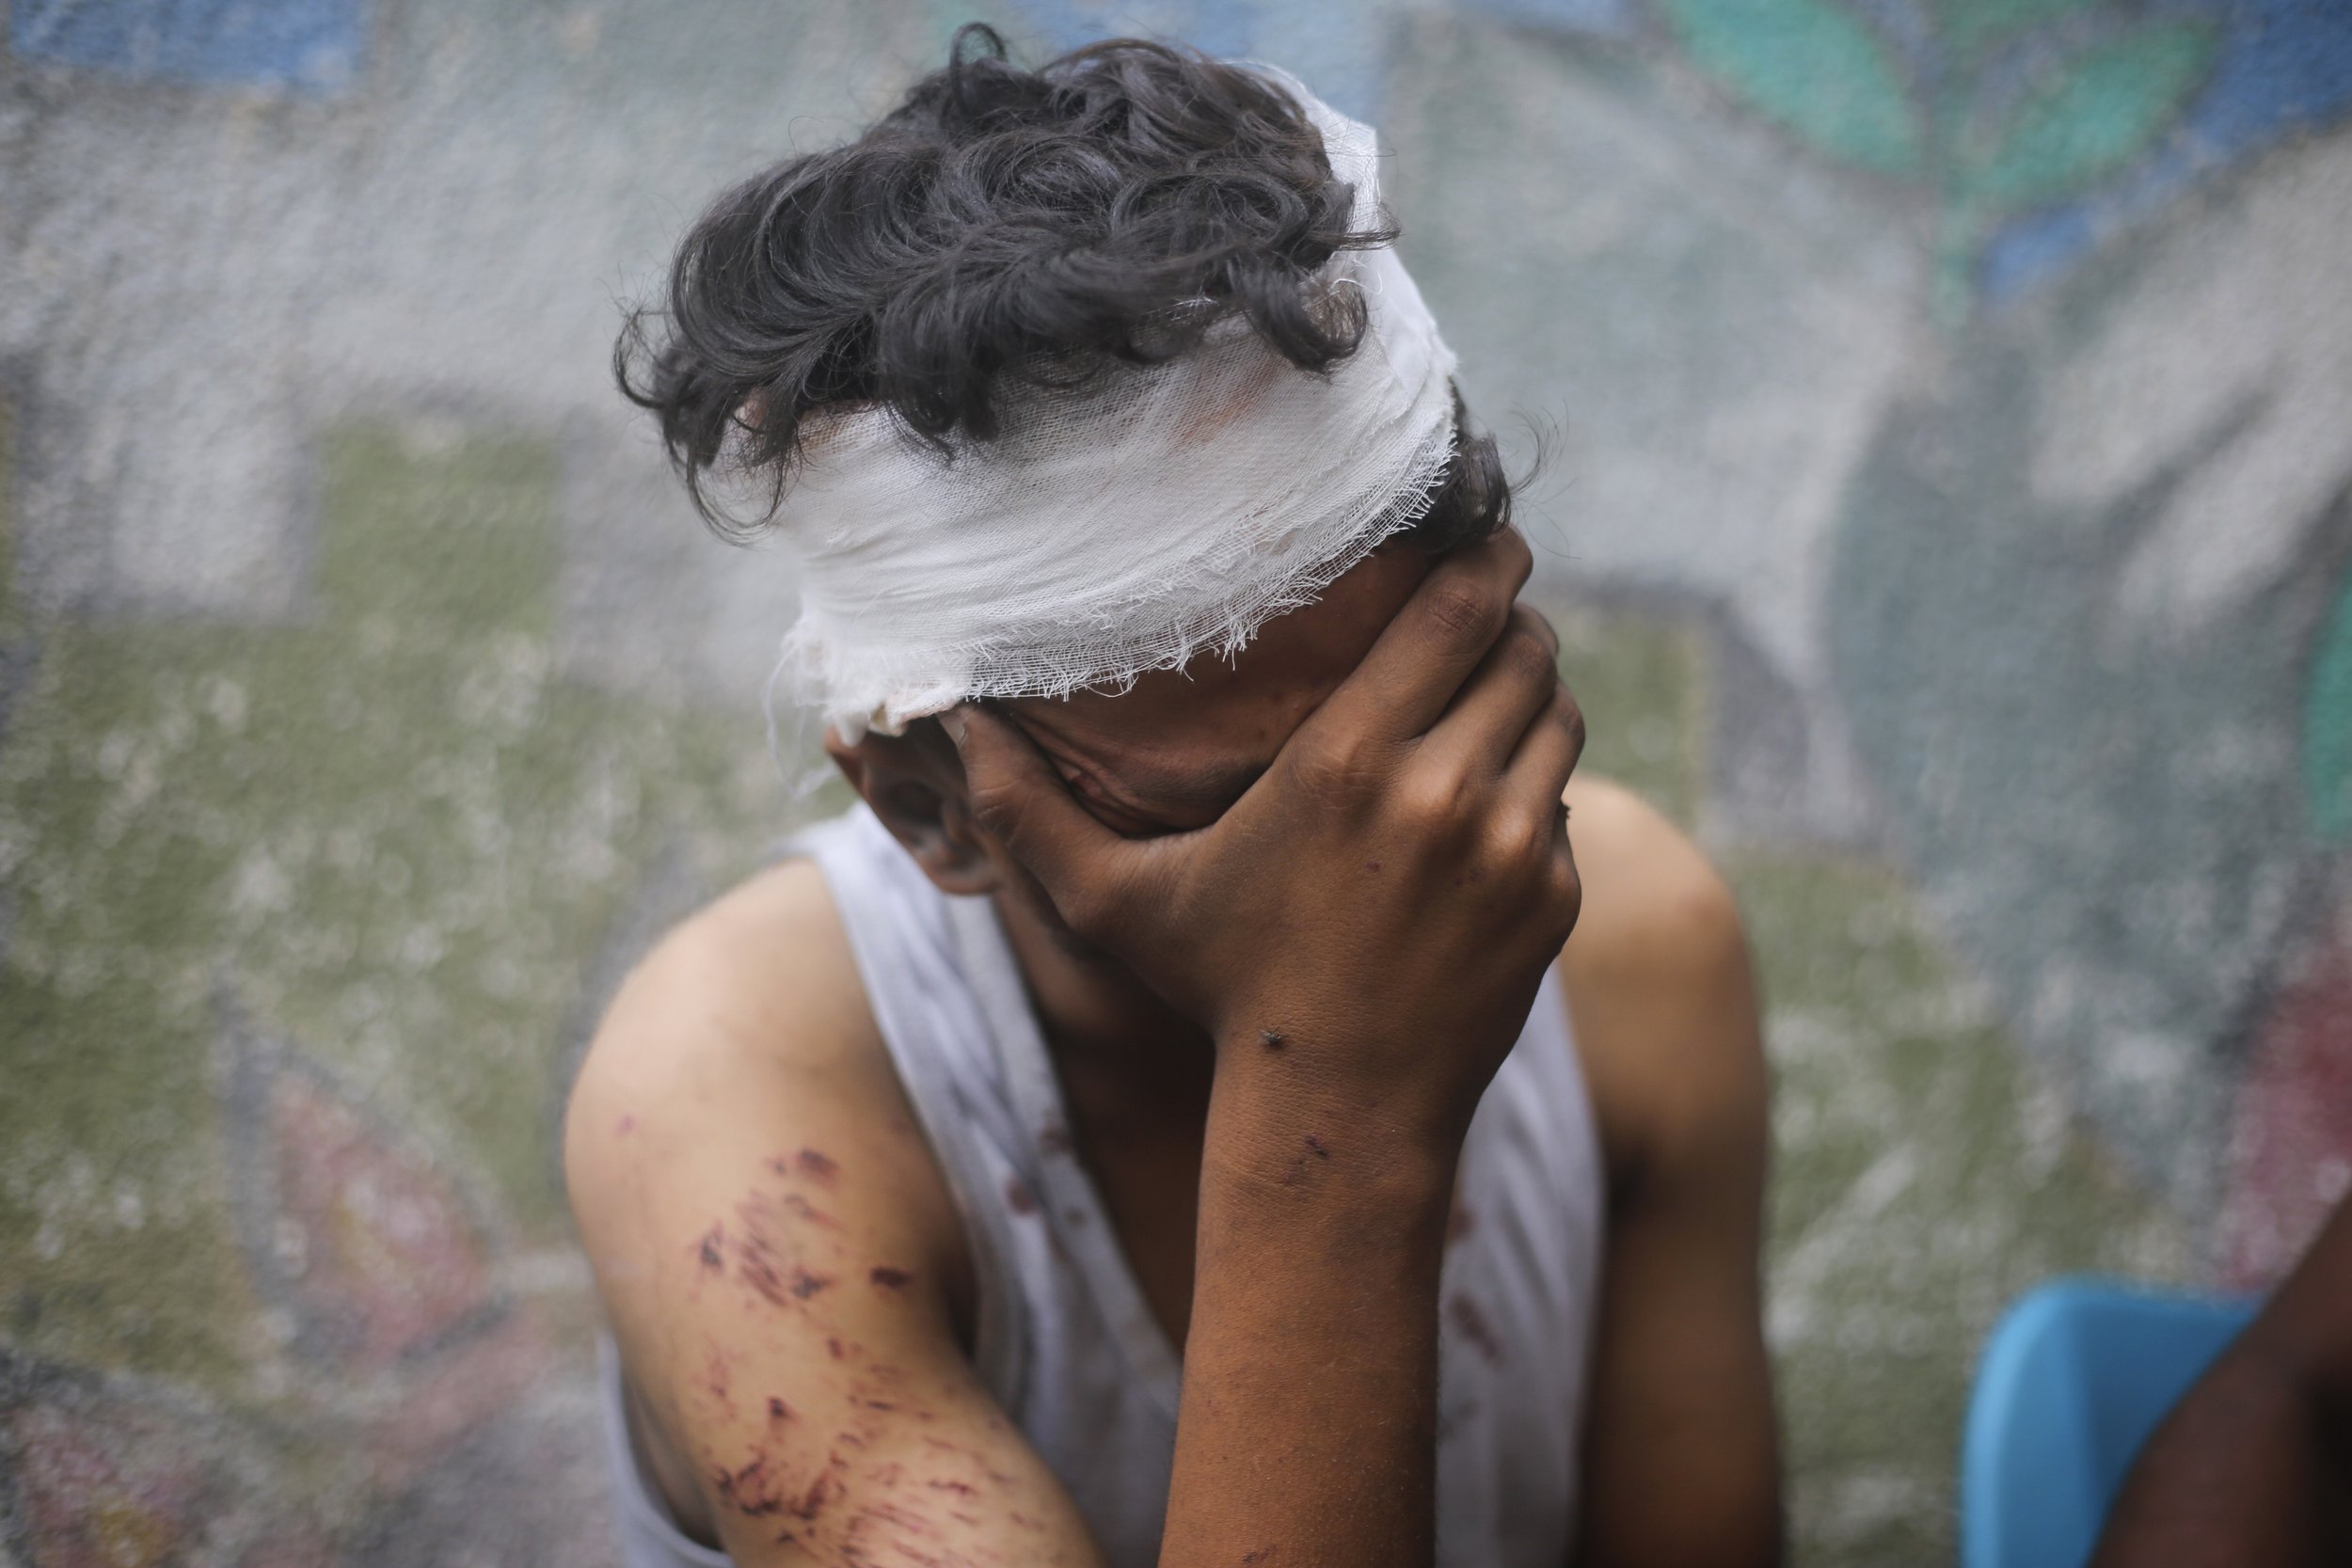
[
  {"left": 1157, "top": 1063, "right": 1458, "bottom": 1568},
  {"left": 2090, "top": 1197, "right": 2352, "bottom": 1567}
]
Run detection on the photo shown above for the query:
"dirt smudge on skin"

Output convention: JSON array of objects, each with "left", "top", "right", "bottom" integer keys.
[
  {"left": 1303, "top": 1135, "right": 1329, "bottom": 1160},
  {"left": 869, "top": 1265, "right": 914, "bottom": 1290},
  {"left": 1448, "top": 1293, "right": 1505, "bottom": 1365}
]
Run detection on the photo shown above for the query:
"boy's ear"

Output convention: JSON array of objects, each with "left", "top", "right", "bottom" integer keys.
[{"left": 826, "top": 719, "right": 1000, "bottom": 897}]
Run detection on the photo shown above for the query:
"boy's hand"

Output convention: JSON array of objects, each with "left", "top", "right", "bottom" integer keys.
[{"left": 949, "top": 528, "right": 1582, "bottom": 1151}]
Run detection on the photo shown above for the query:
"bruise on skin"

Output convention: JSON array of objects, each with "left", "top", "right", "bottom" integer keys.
[
  {"left": 767, "top": 1396, "right": 792, "bottom": 1423},
  {"left": 714, "top": 1454, "right": 790, "bottom": 1517},
  {"left": 787, "top": 1465, "right": 839, "bottom": 1522},
  {"left": 1280, "top": 1135, "right": 1331, "bottom": 1186},
  {"left": 703, "top": 1348, "right": 736, "bottom": 1418},
  {"left": 1448, "top": 1293, "right": 1505, "bottom": 1366},
  {"left": 869, "top": 1265, "right": 914, "bottom": 1291},
  {"left": 1004, "top": 1177, "right": 1040, "bottom": 1215},
  {"left": 739, "top": 1247, "right": 793, "bottom": 1309},
  {"left": 782, "top": 1191, "right": 844, "bottom": 1229},
  {"left": 696, "top": 1226, "right": 725, "bottom": 1272},
  {"left": 796, "top": 1147, "right": 841, "bottom": 1185},
  {"left": 726, "top": 1189, "right": 839, "bottom": 1308},
  {"left": 614, "top": 1113, "right": 638, "bottom": 1134}
]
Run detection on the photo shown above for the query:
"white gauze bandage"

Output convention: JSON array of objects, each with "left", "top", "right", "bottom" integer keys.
[{"left": 770, "top": 75, "right": 1460, "bottom": 743}]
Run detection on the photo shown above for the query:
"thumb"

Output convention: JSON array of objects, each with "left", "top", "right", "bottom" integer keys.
[{"left": 945, "top": 704, "right": 1131, "bottom": 911}]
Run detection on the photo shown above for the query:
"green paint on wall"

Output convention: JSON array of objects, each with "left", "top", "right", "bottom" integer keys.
[
  {"left": 1732, "top": 849, "right": 2185, "bottom": 1566},
  {"left": 0, "top": 394, "right": 18, "bottom": 645},
  {"left": 1938, "top": 0, "right": 2102, "bottom": 64},
  {"left": 2306, "top": 567, "right": 2352, "bottom": 844},
  {"left": 0, "top": 420, "right": 776, "bottom": 1396},
  {"left": 1548, "top": 603, "right": 1708, "bottom": 830},
  {"left": 1955, "top": 21, "right": 2215, "bottom": 213},
  {"left": 1661, "top": 0, "right": 1923, "bottom": 175}
]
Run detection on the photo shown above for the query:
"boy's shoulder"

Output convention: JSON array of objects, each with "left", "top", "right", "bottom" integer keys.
[
  {"left": 1555, "top": 774, "right": 1765, "bottom": 1185},
  {"left": 563, "top": 854, "right": 970, "bottom": 1312},
  {"left": 575, "top": 855, "right": 878, "bottom": 1106}
]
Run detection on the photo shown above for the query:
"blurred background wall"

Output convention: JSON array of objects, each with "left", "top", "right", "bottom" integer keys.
[{"left": 2, "top": 0, "right": 2348, "bottom": 1561}]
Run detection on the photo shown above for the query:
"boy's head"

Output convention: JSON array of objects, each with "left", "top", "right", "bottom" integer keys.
[{"left": 621, "top": 24, "right": 1515, "bottom": 886}]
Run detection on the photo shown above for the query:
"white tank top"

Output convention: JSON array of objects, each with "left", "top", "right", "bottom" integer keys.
[{"left": 600, "top": 806, "right": 1606, "bottom": 1568}]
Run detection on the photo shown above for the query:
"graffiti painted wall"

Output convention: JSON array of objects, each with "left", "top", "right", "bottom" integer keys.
[{"left": 2, "top": 1, "right": 2346, "bottom": 1561}]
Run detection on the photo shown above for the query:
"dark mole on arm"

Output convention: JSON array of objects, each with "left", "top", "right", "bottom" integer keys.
[
  {"left": 1259, "top": 1029, "right": 1286, "bottom": 1050},
  {"left": 869, "top": 1266, "right": 914, "bottom": 1290}
]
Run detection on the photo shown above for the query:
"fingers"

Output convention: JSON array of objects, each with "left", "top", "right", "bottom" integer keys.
[
  {"left": 1500, "top": 682, "right": 1585, "bottom": 826},
  {"left": 1424, "top": 606, "right": 1563, "bottom": 773},
  {"left": 945, "top": 705, "right": 1136, "bottom": 914},
  {"left": 1311, "top": 528, "right": 1534, "bottom": 746}
]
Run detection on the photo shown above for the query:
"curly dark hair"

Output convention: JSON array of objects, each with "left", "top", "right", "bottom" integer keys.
[{"left": 616, "top": 24, "right": 1509, "bottom": 547}]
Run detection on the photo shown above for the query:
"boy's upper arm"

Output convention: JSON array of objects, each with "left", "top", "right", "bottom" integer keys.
[
  {"left": 564, "top": 861, "right": 1105, "bottom": 1568},
  {"left": 1559, "top": 781, "right": 1782, "bottom": 1568}
]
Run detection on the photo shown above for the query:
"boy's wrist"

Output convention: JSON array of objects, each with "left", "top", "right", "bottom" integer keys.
[{"left": 1200, "top": 1053, "right": 1463, "bottom": 1227}]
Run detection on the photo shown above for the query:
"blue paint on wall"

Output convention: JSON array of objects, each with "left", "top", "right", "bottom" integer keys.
[
  {"left": 1982, "top": 0, "right": 2352, "bottom": 297},
  {"left": 8, "top": 0, "right": 368, "bottom": 93},
  {"left": 1459, "top": 0, "right": 1638, "bottom": 36},
  {"left": 1000, "top": 0, "right": 1388, "bottom": 118}
]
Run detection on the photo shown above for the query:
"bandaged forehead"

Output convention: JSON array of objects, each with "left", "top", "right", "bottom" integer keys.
[{"left": 771, "top": 74, "right": 1460, "bottom": 742}]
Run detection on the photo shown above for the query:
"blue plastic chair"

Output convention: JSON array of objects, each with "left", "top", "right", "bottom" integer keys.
[{"left": 1961, "top": 1277, "right": 2258, "bottom": 1568}]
